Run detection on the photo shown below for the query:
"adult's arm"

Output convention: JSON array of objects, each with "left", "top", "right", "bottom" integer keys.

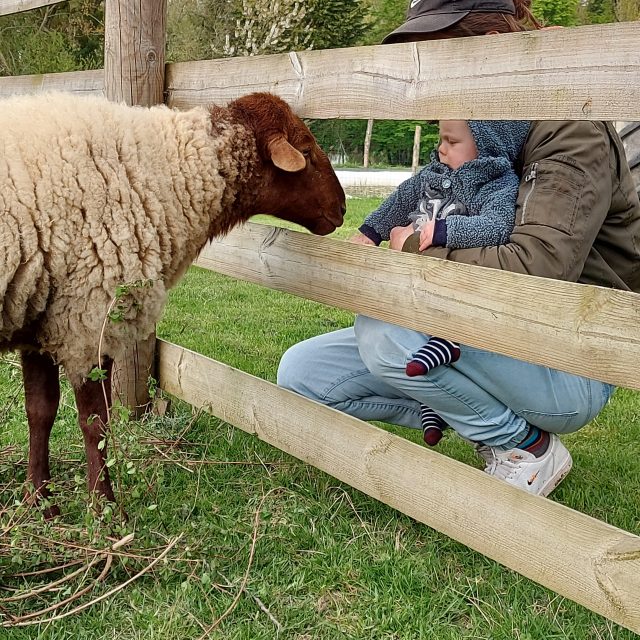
[{"left": 404, "top": 121, "right": 612, "bottom": 282}]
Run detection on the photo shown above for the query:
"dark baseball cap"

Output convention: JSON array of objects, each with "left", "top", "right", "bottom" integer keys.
[{"left": 382, "top": 0, "right": 516, "bottom": 43}]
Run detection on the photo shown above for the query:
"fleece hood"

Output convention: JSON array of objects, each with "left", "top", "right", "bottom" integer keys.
[{"left": 467, "top": 120, "right": 531, "bottom": 164}]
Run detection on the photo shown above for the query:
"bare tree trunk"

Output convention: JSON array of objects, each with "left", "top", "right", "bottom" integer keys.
[
  {"left": 363, "top": 118, "right": 373, "bottom": 168},
  {"left": 411, "top": 125, "right": 422, "bottom": 175}
]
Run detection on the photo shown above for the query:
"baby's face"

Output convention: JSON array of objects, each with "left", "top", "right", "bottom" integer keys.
[{"left": 437, "top": 121, "right": 478, "bottom": 170}]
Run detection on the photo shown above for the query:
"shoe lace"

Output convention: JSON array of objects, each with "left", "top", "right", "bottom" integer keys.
[{"left": 486, "top": 451, "right": 525, "bottom": 481}]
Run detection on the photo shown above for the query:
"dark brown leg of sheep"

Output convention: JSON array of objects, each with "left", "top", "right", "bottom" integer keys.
[
  {"left": 73, "top": 357, "right": 116, "bottom": 505},
  {"left": 22, "top": 350, "right": 61, "bottom": 519}
]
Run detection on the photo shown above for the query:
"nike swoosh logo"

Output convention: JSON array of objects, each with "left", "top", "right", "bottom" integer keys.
[
  {"left": 410, "top": 0, "right": 423, "bottom": 7},
  {"left": 527, "top": 472, "right": 539, "bottom": 486}
]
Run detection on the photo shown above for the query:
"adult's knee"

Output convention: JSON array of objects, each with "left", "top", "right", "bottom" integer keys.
[
  {"left": 277, "top": 342, "right": 306, "bottom": 393},
  {"left": 354, "top": 315, "right": 409, "bottom": 379}
]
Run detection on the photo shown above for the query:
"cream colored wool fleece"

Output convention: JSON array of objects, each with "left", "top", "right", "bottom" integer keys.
[{"left": 0, "top": 92, "right": 241, "bottom": 385}]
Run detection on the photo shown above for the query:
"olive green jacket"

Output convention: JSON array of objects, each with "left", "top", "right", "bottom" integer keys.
[{"left": 403, "top": 121, "right": 640, "bottom": 292}]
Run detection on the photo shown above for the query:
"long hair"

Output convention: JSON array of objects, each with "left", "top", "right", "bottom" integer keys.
[{"left": 390, "top": 0, "right": 543, "bottom": 42}]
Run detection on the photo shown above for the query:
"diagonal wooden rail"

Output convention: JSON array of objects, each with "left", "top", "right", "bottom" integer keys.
[
  {"left": 0, "top": 0, "right": 64, "bottom": 16},
  {"left": 158, "top": 340, "right": 640, "bottom": 635},
  {"left": 196, "top": 223, "right": 640, "bottom": 391}
]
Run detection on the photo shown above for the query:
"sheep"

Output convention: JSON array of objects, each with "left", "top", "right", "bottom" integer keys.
[{"left": 0, "top": 91, "right": 346, "bottom": 517}]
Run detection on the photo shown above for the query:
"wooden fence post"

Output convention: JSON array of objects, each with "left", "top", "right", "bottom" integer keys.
[{"left": 104, "top": 0, "right": 167, "bottom": 415}]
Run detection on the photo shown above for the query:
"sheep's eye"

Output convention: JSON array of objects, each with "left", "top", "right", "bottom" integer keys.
[{"left": 301, "top": 149, "right": 311, "bottom": 158}]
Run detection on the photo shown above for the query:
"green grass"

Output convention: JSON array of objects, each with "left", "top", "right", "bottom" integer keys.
[{"left": 1, "top": 198, "right": 639, "bottom": 639}]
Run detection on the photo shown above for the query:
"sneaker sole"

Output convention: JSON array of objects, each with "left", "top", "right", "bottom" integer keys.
[{"left": 538, "top": 456, "right": 573, "bottom": 497}]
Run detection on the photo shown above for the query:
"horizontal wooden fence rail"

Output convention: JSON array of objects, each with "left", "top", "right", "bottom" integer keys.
[
  {"left": 0, "top": 0, "right": 64, "bottom": 16},
  {"left": 2, "top": 23, "right": 639, "bottom": 122},
  {"left": 0, "top": 69, "right": 103, "bottom": 97},
  {"left": 196, "top": 223, "right": 640, "bottom": 391},
  {"left": 157, "top": 339, "right": 640, "bottom": 635},
  {"left": 165, "top": 22, "right": 640, "bottom": 120}
]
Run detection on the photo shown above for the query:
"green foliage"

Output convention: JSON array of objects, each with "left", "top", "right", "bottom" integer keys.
[
  {"left": 0, "top": 0, "right": 103, "bottom": 76},
  {"left": 576, "top": 0, "right": 617, "bottom": 23},
  {"left": 359, "top": 0, "right": 407, "bottom": 46},
  {"left": 309, "top": 118, "right": 439, "bottom": 167},
  {"left": 306, "top": 0, "right": 367, "bottom": 50},
  {"left": 532, "top": 0, "right": 580, "bottom": 25}
]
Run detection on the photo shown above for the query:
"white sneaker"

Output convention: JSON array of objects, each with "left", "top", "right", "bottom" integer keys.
[
  {"left": 474, "top": 443, "right": 493, "bottom": 467},
  {"left": 484, "top": 434, "right": 573, "bottom": 497}
]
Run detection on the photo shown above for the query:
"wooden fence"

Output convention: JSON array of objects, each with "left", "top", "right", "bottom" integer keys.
[{"left": 1, "top": 2, "right": 640, "bottom": 633}]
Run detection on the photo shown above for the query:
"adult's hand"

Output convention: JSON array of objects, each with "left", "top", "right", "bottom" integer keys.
[
  {"left": 389, "top": 223, "right": 416, "bottom": 251},
  {"left": 418, "top": 218, "right": 436, "bottom": 251},
  {"left": 349, "top": 233, "right": 376, "bottom": 246}
]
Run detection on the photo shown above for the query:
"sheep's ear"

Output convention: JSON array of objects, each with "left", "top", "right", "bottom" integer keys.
[{"left": 267, "top": 135, "right": 306, "bottom": 172}]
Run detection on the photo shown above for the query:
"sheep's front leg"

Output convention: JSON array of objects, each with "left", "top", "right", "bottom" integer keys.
[
  {"left": 73, "top": 357, "right": 116, "bottom": 505},
  {"left": 21, "top": 350, "right": 61, "bottom": 519}
]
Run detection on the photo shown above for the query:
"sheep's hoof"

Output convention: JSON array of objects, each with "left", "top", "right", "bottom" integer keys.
[{"left": 43, "top": 504, "right": 62, "bottom": 520}]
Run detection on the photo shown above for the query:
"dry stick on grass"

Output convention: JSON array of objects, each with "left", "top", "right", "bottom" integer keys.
[
  {"left": 6, "top": 559, "right": 86, "bottom": 579},
  {"left": 8, "top": 554, "right": 114, "bottom": 624},
  {"left": 216, "top": 572, "right": 283, "bottom": 632},
  {"left": 197, "top": 488, "right": 282, "bottom": 639},
  {"left": 3, "top": 534, "right": 181, "bottom": 628},
  {"left": 0, "top": 556, "right": 104, "bottom": 603},
  {"left": 0, "top": 535, "right": 135, "bottom": 616}
]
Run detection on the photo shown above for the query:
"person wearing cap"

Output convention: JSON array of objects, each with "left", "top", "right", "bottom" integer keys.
[{"left": 277, "top": 0, "right": 640, "bottom": 497}]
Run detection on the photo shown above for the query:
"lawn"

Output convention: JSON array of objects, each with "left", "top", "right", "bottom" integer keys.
[{"left": 1, "top": 198, "right": 639, "bottom": 639}]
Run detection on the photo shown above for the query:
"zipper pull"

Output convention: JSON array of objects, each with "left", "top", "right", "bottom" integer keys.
[{"left": 525, "top": 162, "right": 538, "bottom": 182}]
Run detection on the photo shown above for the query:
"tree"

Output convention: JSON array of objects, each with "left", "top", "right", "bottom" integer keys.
[
  {"left": 0, "top": 0, "right": 103, "bottom": 76},
  {"left": 223, "top": 0, "right": 312, "bottom": 57},
  {"left": 222, "top": 0, "right": 366, "bottom": 57},
  {"left": 532, "top": 0, "right": 580, "bottom": 25},
  {"left": 359, "top": 0, "right": 406, "bottom": 46},
  {"left": 614, "top": 0, "right": 639, "bottom": 20},
  {"left": 307, "top": 0, "right": 366, "bottom": 50}
]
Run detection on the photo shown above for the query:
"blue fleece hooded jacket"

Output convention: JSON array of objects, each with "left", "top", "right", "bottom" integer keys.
[{"left": 359, "top": 120, "right": 531, "bottom": 249}]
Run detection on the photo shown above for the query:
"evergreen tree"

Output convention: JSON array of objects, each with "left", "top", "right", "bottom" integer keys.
[
  {"left": 532, "top": 0, "right": 580, "bottom": 25},
  {"left": 576, "top": 0, "right": 617, "bottom": 23},
  {"left": 307, "top": 0, "right": 366, "bottom": 50},
  {"left": 360, "top": 0, "right": 406, "bottom": 46}
]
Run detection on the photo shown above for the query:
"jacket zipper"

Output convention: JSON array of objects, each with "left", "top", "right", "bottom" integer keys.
[{"left": 520, "top": 162, "right": 538, "bottom": 225}]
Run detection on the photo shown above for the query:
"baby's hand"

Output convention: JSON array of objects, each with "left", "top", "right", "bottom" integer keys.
[
  {"left": 389, "top": 223, "right": 416, "bottom": 251},
  {"left": 418, "top": 218, "right": 436, "bottom": 251},
  {"left": 349, "top": 233, "right": 376, "bottom": 246}
]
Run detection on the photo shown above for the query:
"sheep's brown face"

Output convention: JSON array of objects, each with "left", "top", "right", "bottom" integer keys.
[
  {"left": 230, "top": 93, "right": 346, "bottom": 235},
  {"left": 264, "top": 131, "right": 346, "bottom": 236}
]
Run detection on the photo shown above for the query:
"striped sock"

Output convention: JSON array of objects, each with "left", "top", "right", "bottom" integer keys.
[
  {"left": 515, "top": 425, "right": 550, "bottom": 458},
  {"left": 420, "top": 405, "right": 447, "bottom": 446},
  {"left": 406, "top": 337, "right": 460, "bottom": 377}
]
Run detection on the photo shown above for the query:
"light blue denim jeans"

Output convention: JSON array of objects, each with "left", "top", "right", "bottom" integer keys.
[{"left": 277, "top": 315, "right": 615, "bottom": 449}]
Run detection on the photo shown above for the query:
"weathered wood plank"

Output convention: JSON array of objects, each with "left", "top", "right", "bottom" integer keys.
[
  {"left": 0, "top": 70, "right": 103, "bottom": 98},
  {"left": 195, "top": 223, "right": 640, "bottom": 390},
  {"left": 166, "top": 22, "right": 640, "bottom": 121},
  {"left": 104, "top": 0, "right": 167, "bottom": 415},
  {"left": 0, "top": 0, "right": 63, "bottom": 16},
  {"left": 157, "top": 339, "right": 640, "bottom": 635}
]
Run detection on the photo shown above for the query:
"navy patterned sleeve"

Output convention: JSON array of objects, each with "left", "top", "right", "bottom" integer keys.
[{"left": 358, "top": 172, "right": 424, "bottom": 245}]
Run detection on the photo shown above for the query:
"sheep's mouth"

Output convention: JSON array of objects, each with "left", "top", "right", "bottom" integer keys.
[{"left": 312, "top": 212, "right": 344, "bottom": 235}]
